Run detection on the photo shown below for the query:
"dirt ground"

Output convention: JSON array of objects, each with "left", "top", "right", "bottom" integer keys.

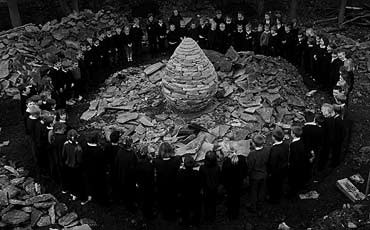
[{"left": 1, "top": 32, "right": 370, "bottom": 230}]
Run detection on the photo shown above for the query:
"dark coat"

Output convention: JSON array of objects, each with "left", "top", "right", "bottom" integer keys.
[
  {"left": 215, "top": 30, "right": 229, "bottom": 54},
  {"left": 207, "top": 29, "right": 218, "bottom": 51},
  {"left": 232, "top": 31, "right": 245, "bottom": 51},
  {"left": 268, "top": 142, "right": 289, "bottom": 174},
  {"left": 302, "top": 123, "right": 323, "bottom": 154},
  {"left": 329, "top": 58, "right": 344, "bottom": 88},
  {"left": 247, "top": 147, "right": 270, "bottom": 180},
  {"left": 244, "top": 31, "right": 254, "bottom": 51},
  {"left": 25, "top": 117, "right": 41, "bottom": 148},
  {"left": 147, "top": 21, "right": 157, "bottom": 42},
  {"left": 169, "top": 14, "right": 183, "bottom": 29},
  {"left": 289, "top": 139, "right": 310, "bottom": 171},
  {"left": 167, "top": 30, "right": 180, "bottom": 45},
  {"left": 199, "top": 162, "right": 220, "bottom": 193},
  {"left": 222, "top": 156, "right": 247, "bottom": 191}
]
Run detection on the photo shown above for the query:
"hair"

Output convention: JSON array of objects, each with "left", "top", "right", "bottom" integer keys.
[
  {"left": 67, "top": 129, "right": 78, "bottom": 141},
  {"left": 252, "top": 134, "right": 265, "bottom": 147},
  {"left": 321, "top": 103, "right": 335, "bottom": 117},
  {"left": 159, "top": 142, "right": 174, "bottom": 158},
  {"left": 230, "top": 153, "right": 239, "bottom": 165},
  {"left": 138, "top": 145, "right": 149, "bottom": 159},
  {"left": 184, "top": 155, "right": 196, "bottom": 169},
  {"left": 55, "top": 109, "right": 67, "bottom": 121},
  {"left": 88, "top": 131, "right": 100, "bottom": 144},
  {"left": 53, "top": 122, "right": 66, "bottom": 133},
  {"left": 304, "top": 111, "right": 315, "bottom": 122},
  {"left": 110, "top": 131, "right": 120, "bottom": 143},
  {"left": 292, "top": 126, "right": 303, "bottom": 138},
  {"left": 204, "top": 151, "right": 217, "bottom": 167},
  {"left": 272, "top": 127, "right": 284, "bottom": 142}
]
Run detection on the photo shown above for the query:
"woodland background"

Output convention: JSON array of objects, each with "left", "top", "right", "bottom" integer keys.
[{"left": 1, "top": 0, "right": 368, "bottom": 31}]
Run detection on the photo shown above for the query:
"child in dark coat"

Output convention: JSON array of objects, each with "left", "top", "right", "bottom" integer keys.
[
  {"left": 288, "top": 127, "right": 312, "bottom": 196},
  {"left": 268, "top": 127, "right": 289, "bottom": 203},
  {"left": 167, "top": 24, "right": 181, "bottom": 55},
  {"left": 199, "top": 151, "right": 220, "bottom": 221},
  {"left": 62, "top": 129, "right": 83, "bottom": 200},
  {"left": 177, "top": 155, "right": 201, "bottom": 226},
  {"left": 247, "top": 135, "right": 269, "bottom": 213},
  {"left": 154, "top": 142, "right": 181, "bottom": 220}
]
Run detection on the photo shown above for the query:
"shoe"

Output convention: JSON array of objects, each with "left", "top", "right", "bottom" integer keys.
[{"left": 81, "top": 196, "right": 92, "bottom": 205}]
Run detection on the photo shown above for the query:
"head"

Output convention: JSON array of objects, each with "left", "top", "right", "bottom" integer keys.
[
  {"left": 191, "top": 22, "right": 196, "bottom": 29},
  {"left": 252, "top": 134, "right": 265, "bottom": 149},
  {"left": 304, "top": 111, "right": 315, "bottom": 122},
  {"left": 139, "top": 145, "right": 150, "bottom": 160},
  {"left": 124, "top": 26, "right": 130, "bottom": 35},
  {"left": 184, "top": 155, "right": 196, "bottom": 169},
  {"left": 276, "top": 17, "right": 281, "bottom": 25},
  {"left": 67, "top": 129, "right": 78, "bottom": 142},
  {"left": 216, "top": 10, "right": 222, "bottom": 19},
  {"left": 321, "top": 103, "right": 334, "bottom": 118},
  {"left": 272, "top": 127, "right": 284, "bottom": 142},
  {"left": 305, "top": 28, "right": 314, "bottom": 37},
  {"left": 237, "top": 12, "right": 244, "bottom": 20},
  {"left": 271, "top": 25, "right": 277, "bottom": 34},
  {"left": 133, "top": 17, "right": 140, "bottom": 25},
  {"left": 28, "top": 105, "right": 41, "bottom": 118},
  {"left": 56, "top": 109, "right": 67, "bottom": 122},
  {"left": 159, "top": 142, "right": 174, "bottom": 158},
  {"left": 110, "top": 130, "right": 120, "bottom": 144},
  {"left": 264, "top": 13, "right": 270, "bottom": 21},
  {"left": 237, "top": 25, "right": 243, "bottom": 33},
  {"left": 211, "top": 21, "right": 217, "bottom": 30},
  {"left": 338, "top": 50, "right": 346, "bottom": 61},
  {"left": 158, "top": 18, "right": 163, "bottom": 24},
  {"left": 148, "top": 14, "right": 154, "bottom": 22},
  {"left": 53, "top": 122, "right": 66, "bottom": 134},
  {"left": 225, "top": 16, "right": 232, "bottom": 24},
  {"left": 204, "top": 151, "right": 217, "bottom": 166},
  {"left": 200, "top": 18, "right": 205, "bottom": 26},
  {"left": 257, "top": 24, "right": 263, "bottom": 32},
  {"left": 87, "top": 131, "right": 100, "bottom": 144},
  {"left": 173, "top": 9, "right": 178, "bottom": 16},
  {"left": 170, "top": 24, "right": 176, "bottom": 31},
  {"left": 116, "top": 27, "right": 122, "bottom": 34},
  {"left": 245, "top": 23, "right": 251, "bottom": 31},
  {"left": 180, "top": 20, "right": 185, "bottom": 28},
  {"left": 291, "top": 126, "right": 303, "bottom": 139},
  {"left": 219, "top": 23, "right": 226, "bottom": 31},
  {"left": 264, "top": 24, "right": 270, "bottom": 32},
  {"left": 284, "top": 24, "right": 291, "bottom": 33}
]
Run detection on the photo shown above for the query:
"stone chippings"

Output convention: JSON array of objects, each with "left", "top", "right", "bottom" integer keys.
[
  {"left": 162, "top": 38, "right": 218, "bottom": 112},
  {"left": 0, "top": 161, "right": 95, "bottom": 229}
]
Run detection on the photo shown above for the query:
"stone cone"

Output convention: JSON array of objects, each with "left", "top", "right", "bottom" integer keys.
[{"left": 162, "top": 38, "right": 218, "bottom": 112}]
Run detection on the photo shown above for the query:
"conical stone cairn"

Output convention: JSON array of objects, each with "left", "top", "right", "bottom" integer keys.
[{"left": 162, "top": 38, "right": 218, "bottom": 112}]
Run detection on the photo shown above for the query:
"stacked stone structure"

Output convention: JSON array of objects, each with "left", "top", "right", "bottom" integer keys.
[{"left": 162, "top": 38, "right": 218, "bottom": 112}]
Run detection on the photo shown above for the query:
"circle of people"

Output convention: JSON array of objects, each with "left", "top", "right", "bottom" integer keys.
[{"left": 19, "top": 8, "right": 354, "bottom": 227}]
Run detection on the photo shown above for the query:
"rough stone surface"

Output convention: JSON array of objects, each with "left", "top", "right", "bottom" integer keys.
[
  {"left": 58, "top": 212, "right": 78, "bottom": 226},
  {"left": 2, "top": 210, "right": 30, "bottom": 225},
  {"left": 36, "top": 215, "right": 51, "bottom": 227},
  {"left": 162, "top": 38, "right": 218, "bottom": 112}
]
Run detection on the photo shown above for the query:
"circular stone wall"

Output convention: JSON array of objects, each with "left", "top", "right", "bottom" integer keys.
[{"left": 162, "top": 38, "right": 218, "bottom": 112}]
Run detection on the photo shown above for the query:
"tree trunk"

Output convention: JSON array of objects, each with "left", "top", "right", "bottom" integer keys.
[
  {"left": 71, "top": 0, "right": 79, "bottom": 13},
  {"left": 289, "top": 0, "right": 298, "bottom": 20},
  {"left": 58, "top": 0, "right": 72, "bottom": 16},
  {"left": 7, "top": 0, "right": 22, "bottom": 27},
  {"left": 338, "top": 0, "right": 347, "bottom": 25},
  {"left": 257, "top": 0, "right": 264, "bottom": 17}
]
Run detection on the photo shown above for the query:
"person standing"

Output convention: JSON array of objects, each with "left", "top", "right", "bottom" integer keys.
[
  {"left": 113, "top": 137, "right": 137, "bottom": 211},
  {"left": 207, "top": 21, "right": 218, "bottom": 51},
  {"left": 49, "top": 122, "right": 67, "bottom": 188},
  {"left": 154, "top": 142, "right": 181, "bottom": 220},
  {"left": 188, "top": 21, "right": 199, "bottom": 42},
  {"left": 247, "top": 135, "right": 269, "bottom": 213},
  {"left": 167, "top": 24, "right": 180, "bottom": 55},
  {"left": 156, "top": 18, "right": 167, "bottom": 55},
  {"left": 222, "top": 153, "right": 247, "bottom": 219},
  {"left": 233, "top": 24, "right": 245, "bottom": 52},
  {"left": 62, "top": 129, "right": 83, "bottom": 201},
  {"left": 122, "top": 26, "right": 134, "bottom": 63},
  {"left": 131, "top": 18, "right": 144, "bottom": 62},
  {"left": 319, "top": 103, "right": 336, "bottom": 172},
  {"left": 136, "top": 146, "right": 155, "bottom": 221},
  {"left": 199, "top": 151, "right": 220, "bottom": 222},
  {"left": 260, "top": 24, "right": 270, "bottom": 56},
  {"left": 82, "top": 132, "right": 106, "bottom": 205},
  {"left": 177, "top": 155, "right": 201, "bottom": 227},
  {"left": 244, "top": 23, "right": 254, "bottom": 52},
  {"left": 25, "top": 105, "right": 42, "bottom": 166},
  {"left": 267, "top": 127, "right": 289, "bottom": 203},
  {"left": 147, "top": 14, "right": 158, "bottom": 58},
  {"left": 214, "top": 10, "right": 224, "bottom": 26},
  {"left": 197, "top": 18, "right": 209, "bottom": 49},
  {"left": 215, "top": 22, "right": 229, "bottom": 54},
  {"left": 288, "top": 126, "right": 312, "bottom": 196},
  {"left": 331, "top": 107, "right": 346, "bottom": 168},
  {"left": 169, "top": 9, "right": 183, "bottom": 31}
]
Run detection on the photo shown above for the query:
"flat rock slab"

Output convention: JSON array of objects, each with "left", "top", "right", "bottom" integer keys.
[
  {"left": 37, "top": 215, "right": 51, "bottom": 227},
  {"left": 58, "top": 212, "right": 78, "bottom": 226},
  {"left": 80, "top": 110, "right": 97, "bottom": 121},
  {"left": 117, "top": 113, "right": 139, "bottom": 124},
  {"left": 144, "top": 62, "right": 164, "bottom": 75},
  {"left": 2, "top": 210, "right": 30, "bottom": 225},
  {"left": 69, "top": 224, "right": 92, "bottom": 230},
  {"left": 25, "top": 194, "right": 56, "bottom": 205}
]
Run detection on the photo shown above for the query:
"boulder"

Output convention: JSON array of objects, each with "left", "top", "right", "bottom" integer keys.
[
  {"left": 55, "top": 202, "right": 68, "bottom": 217},
  {"left": 116, "top": 112, "right": 139, "bottom": 124},
  {"left": 33, "top": 201, "right": 56, "bottom": 209},
  {"left": 25, "top": 194, "right": 56, "bottom": 205},
  {"left": 36, "top": 215, "right": 51, "bottom": 227},
  {"left": 58, "top": 212, "right": 78, "bottom": 226},
  {"left": 30, "top": 208, "right": 43, "bottom": 226},
  {"left": 2, "top": 210, "right": 30, "bottom": 225},
  {"left": 144, "top": 62, "right": 164, "bottom": 75},
  {"left": 69, "top": 224, "right": 92, "bottom": 230}
]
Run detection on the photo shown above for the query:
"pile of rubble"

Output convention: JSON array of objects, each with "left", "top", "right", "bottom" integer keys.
[
  {"left": 0, "top": 9, "right": 127, "bottom": 98},
  {"left": 80, "top": 47, "right": 326, "bottom": 160},
  {"left": 0, "top": 159, "right": 96, "bottom": 229}
]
